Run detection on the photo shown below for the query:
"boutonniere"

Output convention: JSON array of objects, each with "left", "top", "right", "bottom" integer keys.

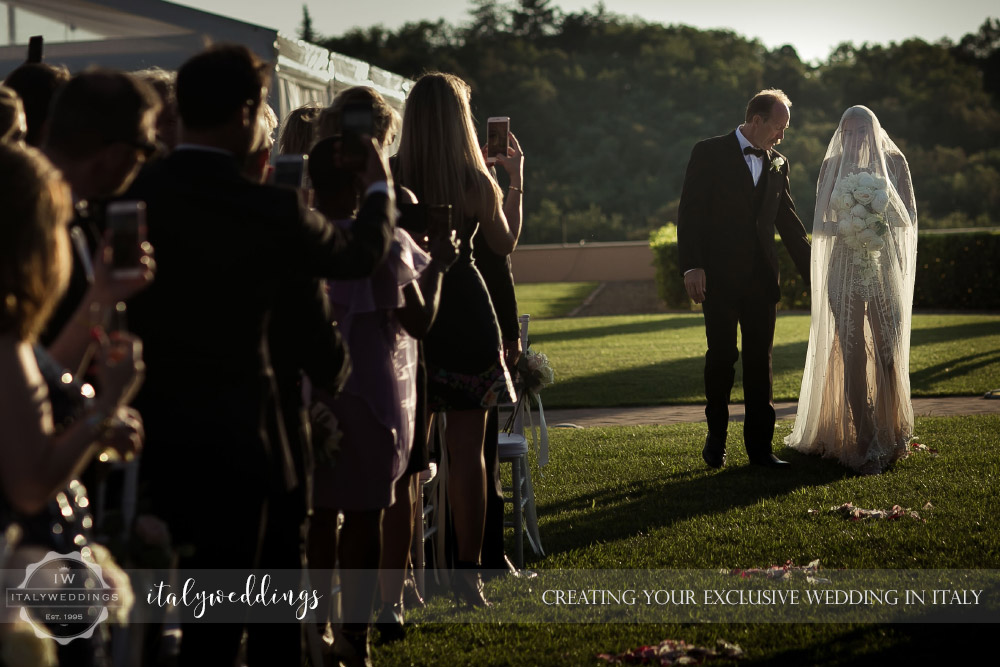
[{"left": 770, "top": 156, "right": 785, "bottom": 173}]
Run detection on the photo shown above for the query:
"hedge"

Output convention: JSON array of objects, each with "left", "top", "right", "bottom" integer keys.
[{"left": 651, "top": 225, "right": 1000, "bottom": 311}]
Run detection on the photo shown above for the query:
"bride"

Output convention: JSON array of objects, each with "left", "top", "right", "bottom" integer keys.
[{"left": 785, "top": 105, "right": 918, "bottom": 474}]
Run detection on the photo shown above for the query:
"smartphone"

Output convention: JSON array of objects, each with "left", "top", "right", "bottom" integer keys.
[
  {"left": 426, "top": 204, "right": 453, "bottom": 240},
  {"left": 396, "top": 202, "right": 425, "bottom": 238},
  {"left": 107, "top": 201, "right": 147, "bottom": 278},
  {"left": 273, "top": 154, "right": 309, "bottom": 189},
  {"left": 486, "top": 116, "right": 510, "bottom": 164},
  {"left": 341, "top": 101, "right": 375, "bottom": 171},
  {"left": 27, "top": 36, "right": 43, "bottom": 63}
]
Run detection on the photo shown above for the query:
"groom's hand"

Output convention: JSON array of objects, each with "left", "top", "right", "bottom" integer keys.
[{"left": 684, "top": 268, "right": 707, "bottom": 304}]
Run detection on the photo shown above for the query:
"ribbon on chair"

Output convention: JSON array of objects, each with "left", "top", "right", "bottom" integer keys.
[{"left": 524, "top": 395, "right": 550, "bottom": 468}]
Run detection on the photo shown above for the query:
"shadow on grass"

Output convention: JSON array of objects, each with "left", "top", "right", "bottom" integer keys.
[
  {"left": 911, "top": 319, "right": 1000, "bottom": 346},
  {"left": 911, "top": 349, "right": 1000, "bottom": 386},
  {"left": 538, "top": 447, "right": 853, "bottom": 556},
  {"left": 752, "top": 604, "right": 999, "bottom": 666},
  {"left": 543, "top": 338, "right": 809, "bottom": 407},
  {"left": 530, "top": 314, "right": 704, "bottom": 344}
]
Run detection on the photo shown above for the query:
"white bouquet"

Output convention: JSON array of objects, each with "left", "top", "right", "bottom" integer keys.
[
  {"left": 518, "top": 347, "right": 554, "bottom": 401},
  {"left": 831, "top": 172, "right": 891, "bottom": 287}
]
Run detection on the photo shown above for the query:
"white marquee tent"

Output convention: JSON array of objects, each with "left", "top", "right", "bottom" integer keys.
[{"left": 0, "top": 0, "right": 413, "bottom": 122}]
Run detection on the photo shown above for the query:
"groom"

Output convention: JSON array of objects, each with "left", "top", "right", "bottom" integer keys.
[{"left": 677, "top": 89, "right": 811, "bottom": 468}]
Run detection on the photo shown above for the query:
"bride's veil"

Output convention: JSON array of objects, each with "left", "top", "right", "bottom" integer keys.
[{"left": 786, "top": 106, "right": 917, "bottom": 469}]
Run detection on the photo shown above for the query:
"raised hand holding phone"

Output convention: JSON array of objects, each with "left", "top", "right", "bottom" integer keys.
[
  {"left": 494, "top": 130, "right": 524, "bottom": 183},
  {"left": 96, "top": 203, "right": 155, "bottom": 305},
  {"left": 486, "top": 116, "right": 510, "bottom": 165}
]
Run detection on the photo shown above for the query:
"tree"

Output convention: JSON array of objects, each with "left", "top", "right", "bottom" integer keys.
[
  {"left": 465, "top": 0, "right": 511, "bottom": 40},
  {"left": 299, "top": 4, "right": 315, "bottom": 43},
  {"left": 512, "top": 0, "right": 558, "bottom": 38}
]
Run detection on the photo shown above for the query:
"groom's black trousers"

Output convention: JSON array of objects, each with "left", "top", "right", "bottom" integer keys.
[{"left": 702, "top": 258, "right": 777, "bottom": 458}]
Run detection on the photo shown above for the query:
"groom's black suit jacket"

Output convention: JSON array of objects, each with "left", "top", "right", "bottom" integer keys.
[
  {"left": 677, "top": 131, "right": 810, "bottom": 300},
  {"left": 124, "top": 148, "right": 392, "bottom": 560},
  {"left": 677, "top": 131, "right": 810, "bottom": 448}
]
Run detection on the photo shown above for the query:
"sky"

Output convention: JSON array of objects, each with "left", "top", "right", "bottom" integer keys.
[{"left": 170, "top": 0, "right": 997, "bottom": 64}]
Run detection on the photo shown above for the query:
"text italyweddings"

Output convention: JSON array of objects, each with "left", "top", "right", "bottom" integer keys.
[
  {"left": 8, "top": 590, "right": 119, "bottom": 604},
  {"left": 541, "top": 588, "right": 984, "bottom": 606},
  {"left": 146, "top": 574, "right": 320, "bottom": 620}
]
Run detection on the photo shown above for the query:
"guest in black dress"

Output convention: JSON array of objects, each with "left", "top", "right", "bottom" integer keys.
[{"left": 395, "top": 72, "right": 524, "bottom": 606}]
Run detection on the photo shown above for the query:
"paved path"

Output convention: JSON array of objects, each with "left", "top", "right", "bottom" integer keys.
[{"left": 544, "top": 396, "right": 1000, "bottom": 428}]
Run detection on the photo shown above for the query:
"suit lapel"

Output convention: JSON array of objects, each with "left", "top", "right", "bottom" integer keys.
[
  {"left": 727, "top": 131, "right": 755, "bottom": 195},
  {"left": 755, "top": 150, "right": 782, "bottom": 234}
]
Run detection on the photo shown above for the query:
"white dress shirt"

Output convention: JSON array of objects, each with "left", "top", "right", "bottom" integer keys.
[{"left": 735, "top": 126, "right": 763, "bottom": 186}]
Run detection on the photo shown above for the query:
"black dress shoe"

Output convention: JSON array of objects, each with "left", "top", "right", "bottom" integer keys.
[
  {"left": 749, "top": 453, "right": 790, "bottom": 467},
  {"left": 702, "top": 434, "right": 726, "bottom": 468}
]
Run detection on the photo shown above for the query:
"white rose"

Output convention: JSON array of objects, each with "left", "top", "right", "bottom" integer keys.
[
  {"left": 858, "top": 229, "right": 877, "bottom": 245},
  {"left": 853, "top": 186, "right": 874, "bottom": 205},
  {"left": 850, "top": 204, "right": 868, "bottom": 218},
  {"left": 858, "top": 172, "right": 875, "bottom": 188},
  {"left": 869, "top": 236, "right": 885, "bottom": 251},
  {"left": 838, "top": 193, "right": 854, "bottom": 210},
  {"left": 837, "top": 220, "right": 853, "bottom": 236},
  {"left": 874, "top": 176, "right": 887, "bottom": 189},
  {"left": 851, "top": 217, "right": 866, "bottom": 231},
  {"left": 871, "top": 190, "right": 889, "bottom": 212}
]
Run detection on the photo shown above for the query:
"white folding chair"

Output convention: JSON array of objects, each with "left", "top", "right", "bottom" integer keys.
[
  {"left": 498, "top": 315, "right": 545, "bottom": 569},
  {"left": 411, "top": 414, "right": 449, "bottom": 596}
]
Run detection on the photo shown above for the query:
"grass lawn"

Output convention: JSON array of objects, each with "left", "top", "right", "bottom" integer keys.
[
  {"left": 374, "top": 415, "right": 1000, "bottom": 665},
  {"left": 526, "top": 312, "right": 1000, "bottom": 408},
  {"left": 514, "top": 282, "right": 599, "bottom": 319}
]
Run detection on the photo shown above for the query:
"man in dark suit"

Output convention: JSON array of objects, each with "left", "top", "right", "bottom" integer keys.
[
  {"left": 124, "top": 44, "right": 393, "bottom": 665},
  {"left": 677, "top": 89, "right": 811, "bottom": 469}
]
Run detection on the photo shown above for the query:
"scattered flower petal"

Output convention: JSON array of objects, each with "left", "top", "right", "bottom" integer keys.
[
  {"left": 598, "top": 638, "right": 743, "bottom": 665},
  {"left": 822, "top": 502, "right": 924, "bottom": 522},
  {"left": 726, "top": 559, "right": 824, "bottom": 580},
  {"left": 909, "top": 442, "right": 939, "bottom": 456}
]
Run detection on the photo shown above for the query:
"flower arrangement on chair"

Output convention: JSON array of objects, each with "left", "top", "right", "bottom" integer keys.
[
  {"left": 517, "top": 346, "right": 554, "bottom": 406},
  {"left": 503, "top": 345, "right": 554, "bottom": 469}
]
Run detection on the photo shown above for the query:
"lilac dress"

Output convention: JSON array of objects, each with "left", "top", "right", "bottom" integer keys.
[{"left": 313, "top": 224, "right": 430, "bottom": 511}]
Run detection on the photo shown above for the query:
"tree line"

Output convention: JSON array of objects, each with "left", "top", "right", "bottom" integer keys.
[{"left": 307, "top": 1, "right": 1000, "bottom": 244}]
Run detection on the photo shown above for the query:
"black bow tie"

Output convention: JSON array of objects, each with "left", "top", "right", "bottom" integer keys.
[{"left": 744, "top": 146, "right": 767, "bottom": 158}]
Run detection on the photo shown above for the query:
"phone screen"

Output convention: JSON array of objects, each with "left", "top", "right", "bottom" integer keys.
[
  {"left": 107, "top": 201, "right": 146, "bottom": 275},
  {"left": 342, "top": 103, "right": 375, "bottom": 171},
  {"left": 342, "top": 105, "right": 374, "bottom": 137},
  {"left": 487, "top": 118, "right": 509, "bottom": 161},
  {"left": 274, "top": 155, "right": 308, "bottom": 188},
  {"left": 426, "top": 204, "right": 453, "bottom": 240},
  {"left": 28, "top": 36, "right": 43, "bottom": 64}
]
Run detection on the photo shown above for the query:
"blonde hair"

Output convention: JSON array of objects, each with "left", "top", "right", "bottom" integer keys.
[
  {"left": 396, "top": 72, "right": 501, "bottom": 224},
  {"left": 278, "top": 102, "right": 322, "bottom": 154},
  {"left": 316, "top": 86, "right": 400, "bottom": 146},
  {"left": 0, "top": 85, "right": 25, "bottom": 142},
  {"left": 0, "top": 143, "right": 73, "bottom": 340},
  {"left": 251, "top": 102, "right": 278, "bottom": 154}
]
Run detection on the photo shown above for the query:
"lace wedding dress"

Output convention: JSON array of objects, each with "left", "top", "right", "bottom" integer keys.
[{"left": 785, "top": 106, "right": 918, "bottom": 474}]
